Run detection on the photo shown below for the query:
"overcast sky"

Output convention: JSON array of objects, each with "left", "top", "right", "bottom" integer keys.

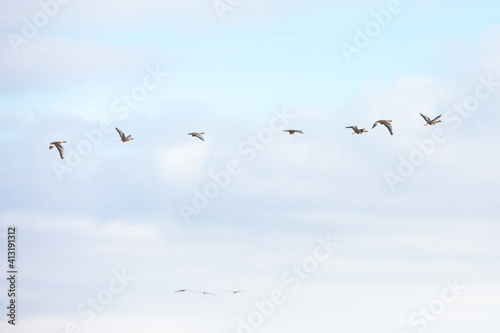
[{"left": 0, "top": 1, "right": 499, "bottom": 332}]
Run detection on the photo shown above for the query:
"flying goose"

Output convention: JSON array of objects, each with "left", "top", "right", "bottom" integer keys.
[
  {"left": 372, "top": 120, "right": 393, "bottom": 135},
  {"left": 226, "top": 290, "right": 244, "bottom": 294},
  {"left": 346, "top": 126, "right": 368, "bottom": 135},
  {"left": 420, "top": 113, "right": 442, "bottom": 126},
  {"left": 49, "top": 141, "right": 67, "bottom": 159},
  {"left": 188, "top": 132, "right": 205, "bottom": 141},
  {"left": 116, "top": 127, "right": 134, "bottom": 143},
  {"left": 283, "top": 129, "right": 303, "bottom": 135},
  {"left": 174, "top": 289, "right": 191, "bottom": 293}
]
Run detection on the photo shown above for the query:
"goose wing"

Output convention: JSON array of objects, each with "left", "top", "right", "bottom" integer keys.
[
  {"left": 115, "top": 127, "right": 126, "bottom": 140},
  {"left": 55, "top": 142, "right": 64, "bottom": 159},
  {"left": 430, "top": 114, "right": 441, "bottom": 123},
  {"left": 382, "top": 121, "right": 393, "bottom": 135},
  {"left": 420, "top": 113, "right": 431, "bottom": 123},
  {"left": 174, "top": 289, "right": 191, "bottom": 293}
]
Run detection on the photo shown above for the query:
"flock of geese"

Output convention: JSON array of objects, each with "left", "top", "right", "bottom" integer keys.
[
  {"left": 174, "top": 289, "right": 244, "bottom": 296},
  {"left": 170, "top": 113, "right": 443, "bottom": 296},
  {"left": 46, "top": 113, "right": 443, "bottom": 296},
  {"left": 49, "top": 113, "right": 442, "bottom": 160}
]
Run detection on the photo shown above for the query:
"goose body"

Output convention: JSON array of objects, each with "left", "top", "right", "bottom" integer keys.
[
  {"left": 116, "top": 127, "right": 134, "bottom": 143},
  {"left": 49, "top": 141, "right": 67, "bottom": 159},
  {"left": 346, "top": 126, "right": 367, "bottom": 135},
  {"left": 283, "top": 129, "right": 303, "bottom": 135},
  {"left": 420, "top": 113, "right": 442, "bottom": 126},
  {"left": 188, "top": 132, "right": 205, "bottom": 141},
  {"left": 372, "top": 120, "right": 393, "bottom": 135},
  {"left": 226, "top": 290, "right": 244, "bottom": 294},
  {"left": 174, "top": 289, "right": 191, "bottom": 293}
]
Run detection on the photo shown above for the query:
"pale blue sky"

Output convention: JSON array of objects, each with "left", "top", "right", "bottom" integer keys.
[{"left": 0, "top": 1, "right": 499, "bottom": 332}]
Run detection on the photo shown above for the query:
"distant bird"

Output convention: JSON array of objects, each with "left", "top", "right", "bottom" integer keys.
[
  {"left": 226, "top": 290, "right": 244, "bottom": 294},
  {"left": 283, "top": 129, "right": 303, "bottom": 135},
  {"left": 188, "top": 132, "right": 205, "bottom": 141},
  {"left": 197, "top": 291, "right": 215, "bottom": 296},
  {"left": 420, "top": 113, "right": 442, "bottom": 126},
  {"left": 116, "top": 127, "right": 134, "bottom": 143},
  {"left": 372, "top": 120, "right": 393, "bottom": 135},
  {"left": 174, "top": 289, "right": 191, "bottom": 293},
  {"left": 345, "top": 126, "right": 368, "bottom": 135},
  {"left": 49, "top": 141, "right": 67, "bottom": 159}
]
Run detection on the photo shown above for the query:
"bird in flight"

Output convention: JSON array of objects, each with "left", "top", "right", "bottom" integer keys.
[
  {"left": 372, "top": 120, "right": 393, "bottom": 135},
  {"left": 188, "top": 132, "right": 205, "bottom": 141},
  {"left": 49, "top": 141, "right": 67, "bottom": 159},
  {"left": 283, "top": 129, "right": 304, "bottom": 135},
  {"left": 226, "top": 290, "right": 244, "bottom": 294},
  {"left": 174, "top": 289, "right": 192, "bottom": 293},
  {"left": 420, "top": 113, "right": 442, "bottom": 126},
  {"left": 345, "top": 126, "right": 368, "bottom": 135},
  {"left": 197, "top": 291, "right": 215, "bottom": 296},
  {"left": 116, "top": 128, "right": 134, "bottom": 143}
]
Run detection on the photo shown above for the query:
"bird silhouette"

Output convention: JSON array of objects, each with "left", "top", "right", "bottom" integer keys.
[
  {"left": 188, "top": 132, "right": 205, "bottom": 141},
  {"left": 49, "top": 141, "right": 67, "bottom": 159},
  {"left": 346, "top": 126, "right": 368, "bottom": 135},
  {"left": 420, "top": 113, "right": 442, "bottom": 126},
  {"left": 116, "top": 128, "right": 134, "bottom": 143},
  {"left": 372, "top": 120, "right": 393, "bottom": 135}
]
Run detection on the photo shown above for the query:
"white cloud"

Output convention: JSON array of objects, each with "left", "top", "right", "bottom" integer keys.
[
  {"left": 0, "top": 36, "right": 147, "bottom": 89},
  {"left": 156, "top": 141, "right": 211, "bottom": 187},
  {"left": 1, "top": 5, "right": 500, "bottom": 333}
]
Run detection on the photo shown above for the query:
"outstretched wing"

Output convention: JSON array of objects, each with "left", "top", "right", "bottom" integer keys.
[
  {"left": 383, "top": 122, "right": 393, "bottom": 135},
  {"left": 194, "top": 133, "right": 204, "bottom": 141},
  {"left": 347, "top": 126, "right": 359, "bottom": 132},
  {"left": 115, "top": 127, "right": 125, "bottom": 140},
  {"left": 55, "top": 143, "right": 64, "bottom": 159},
  {"left": 430, "top": 114, "right": 441, "bottom": 123},
  {"left": 420, "top": 113, "right": 431, "bottom": 123}
]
